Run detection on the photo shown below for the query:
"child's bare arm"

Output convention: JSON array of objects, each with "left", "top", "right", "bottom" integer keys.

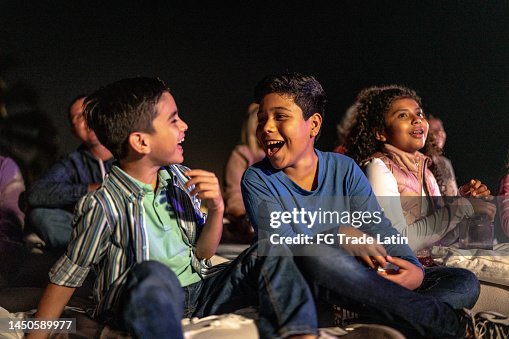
[
  {"left": 185, "top": 169, "right": 224, "bottom": 259},
  {"left": 26, "top": 283, "right": 76, "bottom": 339}
]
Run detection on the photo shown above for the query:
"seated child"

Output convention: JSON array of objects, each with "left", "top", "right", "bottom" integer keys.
[
  {"left": 28, "top": 77, "right": 318, "bottom": 339},
  {"left": 240, "top": 73, "right": 501, "bottom": 338},
  {"left": 26, "top": 95, "right": 114, "bottom": 250},
  {"left": 342, "top": 85, "right": 496, "bottom": 252},
  {"left": 223, "top": 103, "right": 264, "bottom": 243}
]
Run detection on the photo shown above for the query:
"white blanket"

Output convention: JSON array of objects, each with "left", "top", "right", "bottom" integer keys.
[{"left": 432, "top": 243, "right": 509, "bottom": 286}]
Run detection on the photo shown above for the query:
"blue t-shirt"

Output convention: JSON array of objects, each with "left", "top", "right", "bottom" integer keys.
[{"left": 241, "top": 149, "right": 420, "bottom": 267}]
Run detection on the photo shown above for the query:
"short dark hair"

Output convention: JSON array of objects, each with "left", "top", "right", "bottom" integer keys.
[
  {"left": 84, "top": 77, "right": 169, "bottom": 159},
  {"left": 254, "top": 73, "right": 327, "bottom": 122}
]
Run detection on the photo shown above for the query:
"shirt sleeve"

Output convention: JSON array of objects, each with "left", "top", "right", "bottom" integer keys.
[
  {"left": 241, "top": 168, "right": 300, "bottom": 239},
  {"left": 49, "top": 193, "right": 111, "bottom": 287},
  {"left": 28, "top": 158, "right": 88, "bottom": 208},
  {"left": 365, "top": 158, "right": 474, "bottom": 251},
  {"left": 345, "top": 160, "right": 422, "bottom": 269}
]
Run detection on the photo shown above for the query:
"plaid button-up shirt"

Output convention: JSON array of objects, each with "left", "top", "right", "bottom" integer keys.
[{"left": 49, "top": 164, "right": 218, "bottom": 318}]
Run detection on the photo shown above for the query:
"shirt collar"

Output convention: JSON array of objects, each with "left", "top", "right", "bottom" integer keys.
[{"left": 109, "top": 165, "right": 172, "bottom": 199}]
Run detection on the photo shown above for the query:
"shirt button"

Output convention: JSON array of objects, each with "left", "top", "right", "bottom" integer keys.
[{"left": 154, "top": 202, "right": 159, "bottom": 207}]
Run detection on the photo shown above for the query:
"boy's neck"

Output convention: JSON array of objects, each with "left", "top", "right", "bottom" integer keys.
[
  {"left": 119, "top": 158, "right": 160, "bottom": 191},
  {"left": 283, "top": 151, "right": 319, "bottom": 191}
]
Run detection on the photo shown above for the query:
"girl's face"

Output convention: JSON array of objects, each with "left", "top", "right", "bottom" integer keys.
[{"left": 380, "top": 98, "right": 428, "bottom": 153}]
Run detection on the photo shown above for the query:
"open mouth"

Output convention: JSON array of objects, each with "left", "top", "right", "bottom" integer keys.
[
  {"left": 178, "top": 137, "right": 185, "bottom": 148},
  {"left": 410, "top": 129, "right": 424, "bottom": 137},
  {"left": 266, "top": 140, "right": 285, "bottom": 157}
]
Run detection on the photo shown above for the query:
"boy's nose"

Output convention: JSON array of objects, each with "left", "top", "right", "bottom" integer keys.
[
  {"left": 180, "top": 120, "right": 189, "bottom": 131},
  {"left": 261, "top": 118, "right": 275, "bottom": 134}
]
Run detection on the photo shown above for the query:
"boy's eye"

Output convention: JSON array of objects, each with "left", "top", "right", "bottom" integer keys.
[
  {"left": 275, "top": 113, "right": 287, "bottom": 120},
  {"left": 257, "top": 115, "right": 267, "bottom": 125},
  {"left": 397, "top": 112, "right": 407, "bottom": 118}
]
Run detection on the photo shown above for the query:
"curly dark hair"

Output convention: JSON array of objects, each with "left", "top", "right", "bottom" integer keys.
[
  {"left": 343, "top": 85, "right": 445, "bottom": 193},
  {"left": 254, "top": 73, "right": 327, "bottom": 138},
  {"left": 84, "top": 77, "right": 168, "bottom": 159}
]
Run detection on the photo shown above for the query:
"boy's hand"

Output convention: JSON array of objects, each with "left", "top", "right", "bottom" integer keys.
[
  {"left": 377, "top": 255, "right": 424, "bottom": 290},
  {"left": 337, "top": 226, "right": 387, "bottom": 269},
  {"left": 459, "top": 179, "right": 493, "bottom": 200},
  {"left": 184, "top": 170, "right": 224, "bottom": 212}
]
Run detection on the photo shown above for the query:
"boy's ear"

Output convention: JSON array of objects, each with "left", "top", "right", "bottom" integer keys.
[
  {"left": 128, "top": 132, "right": 151, "bottom": 154},
  {"left": 374, "top": 128, "right": 387, "bottom": 142},
  {"left": 310, "top": 113, "right": 322, "bottom": 137}
]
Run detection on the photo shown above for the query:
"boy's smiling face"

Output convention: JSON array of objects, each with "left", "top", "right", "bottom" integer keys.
[
  {"left": 145, "top": 91, "right": 188, "bottom": 166},
  {"left": 256, "top": 93, "right": 320, "bottom": 170}
]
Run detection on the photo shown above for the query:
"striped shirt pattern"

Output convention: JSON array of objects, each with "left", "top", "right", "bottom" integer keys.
[{"left": 49, "top": 164, "right": 218, "bottom": 317}]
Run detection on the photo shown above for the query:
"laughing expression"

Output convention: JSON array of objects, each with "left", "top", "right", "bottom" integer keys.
[
  {"left": 256, "top": 93, "right": 318, "bottom": 171},
  {"left": 145, "top": 92, "right": 188, "bottom": 166},
  {"left": 381, "top": 98, "right": 428, "bottom": 153}
]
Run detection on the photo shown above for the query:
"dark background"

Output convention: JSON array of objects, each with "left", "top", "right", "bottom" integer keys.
[{"left": 1, "top": 1, "right": 508, "bottom": 191}]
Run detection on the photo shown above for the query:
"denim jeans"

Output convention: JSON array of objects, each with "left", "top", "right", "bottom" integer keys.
[
  {"left": 27, "top": 208, "right": 73, "bottom": 249},
  {"left": 293, "top": 243, "right": 479, "bottom": 338},
  {"left": 117, "top": 241, "right": 317, "bottom": 339}
]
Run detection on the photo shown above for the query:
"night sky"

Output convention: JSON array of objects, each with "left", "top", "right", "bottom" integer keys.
[{"left": 1, "top": 1, "right": 508, "bottom": 190}]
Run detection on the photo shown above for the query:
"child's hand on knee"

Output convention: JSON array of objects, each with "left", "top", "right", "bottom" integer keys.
[{"left": 378, "top": 256, "right": 424, "bottom": 290}]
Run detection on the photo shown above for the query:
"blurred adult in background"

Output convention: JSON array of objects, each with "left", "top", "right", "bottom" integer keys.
[
  {"left": 499, "top": 150, "right": 509, "bottom": 238},
  {"left": 222, "top": 103, "right": 264, "bottom": 243},
  {"left": 428, "top": 115, "right": 458, "bottom": 197},
  {"left": 0, "top": 156, "right": 25, "bottom": 247},
  {"left": 26, "top": 95, "right": 114, "bottom": 251}
]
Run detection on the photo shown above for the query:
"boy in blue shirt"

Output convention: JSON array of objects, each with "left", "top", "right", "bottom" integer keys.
[
  {"left": 241, "top": 73, "right": 480, "bottom": 338},
  {"left": 29, "top": 77, "right": 317, "bottom": 339}
]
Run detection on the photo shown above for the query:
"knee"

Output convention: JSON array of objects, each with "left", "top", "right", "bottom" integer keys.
[
  {"left": 255, "top": 239, "right": 293, "bottom": 257},
  {"left": 456, "top": 268, "right": 480, "bottom": 296},
  {"left": 27, "top": 208, "right": 72, "bottom": 228},
  {"left": 126, "top": 261, "right": 183, "bottom": 301}
]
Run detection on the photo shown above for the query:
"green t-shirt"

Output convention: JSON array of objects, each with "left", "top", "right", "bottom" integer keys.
[{"left": 129, "top": 170, "right": 201, "bottom": 287}]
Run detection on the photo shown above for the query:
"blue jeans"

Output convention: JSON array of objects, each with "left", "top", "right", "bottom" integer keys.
[
  {"left": 293, "top": 243, "right": 479, "bottom": 338},
  {"left": 27, "top": 208, "right": 73, "bottom": 249},
  {"left": 117, "top": 241, "right": 317, "bottom": 339}
]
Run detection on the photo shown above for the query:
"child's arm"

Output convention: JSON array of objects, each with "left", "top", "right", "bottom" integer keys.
[
  {"left": 26, "top": 283, "right": 76, "bottom": 339},
  {"left": 365, "top": 159, "right": 491, "bottom": 249},
  {"left": 185, "top": 169, "right": 224, "bottom": 259},
  {"left": 27, "top": 158, "right": 90, "bottom": 208}
]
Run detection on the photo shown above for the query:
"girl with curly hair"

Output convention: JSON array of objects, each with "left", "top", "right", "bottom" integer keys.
[{"left": 342, "top": 85, "right": 496, "bottom": 253}]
